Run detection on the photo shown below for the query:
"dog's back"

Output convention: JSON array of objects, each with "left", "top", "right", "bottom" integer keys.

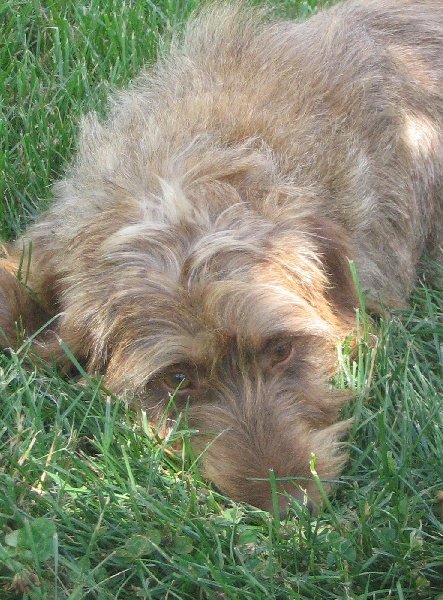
[{"left": 26, "top": 0, "right": 443, "bottom": 306}]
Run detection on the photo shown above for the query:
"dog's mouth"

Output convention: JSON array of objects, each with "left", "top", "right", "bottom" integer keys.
[
  {"left": 178, "top": 402, "right": 350, "bottom": 513},
  {"left": 199, "top": 455, "right": 321, "bottom": 514},
  {"left": 245, "top": 473, "right": 316, "bottom": 515},
  {"left": 206, "top": 472, "right": 315, "bottom": 516}
]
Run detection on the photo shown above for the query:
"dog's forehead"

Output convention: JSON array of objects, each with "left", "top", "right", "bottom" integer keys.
[
  {"left": 142, "top": 270, "right": 333, "bottom": 354},
  {"left": 101, "top": 207, "right": 336, "bottom": 376},
  {"left": 178, "top": 232, "right": 332, "bottom": 338}
]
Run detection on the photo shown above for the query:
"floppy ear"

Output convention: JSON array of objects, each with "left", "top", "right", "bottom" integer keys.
[{"left": 309, "top": 216, "right": 358, "bottom": 320}]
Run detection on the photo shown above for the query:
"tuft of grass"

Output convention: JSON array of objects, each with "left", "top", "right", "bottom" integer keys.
[{"left": 1, "top": 1, "right": 442, "bottom": 598}]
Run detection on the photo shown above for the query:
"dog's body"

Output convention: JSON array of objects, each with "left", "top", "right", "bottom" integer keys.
[{"left": 1, "top": 0, "right": 442, "bottom": 511}]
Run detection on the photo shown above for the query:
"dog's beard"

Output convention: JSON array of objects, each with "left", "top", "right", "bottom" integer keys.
[
  {"left": 175, "top": 374, "right": 350, "bottom": 513},
  {"left": 129, "top": 335, "right": 351, "bottom": 512}
]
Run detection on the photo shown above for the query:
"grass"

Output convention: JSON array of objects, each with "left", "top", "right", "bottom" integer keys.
[{"left": 1, "top": 0, "right": 442, "bottom": 598}]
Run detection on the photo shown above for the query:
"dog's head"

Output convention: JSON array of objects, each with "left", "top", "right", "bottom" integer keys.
[{"left": 56, "top": 153, "right": 358, "bottom": 511}]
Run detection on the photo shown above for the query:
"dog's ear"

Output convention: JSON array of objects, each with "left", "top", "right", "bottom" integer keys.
[{"left": 309, "top": 216, "right": 358, "bottom": 319}]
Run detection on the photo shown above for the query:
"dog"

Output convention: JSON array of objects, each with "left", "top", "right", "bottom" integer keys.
[{"left": 1, "top": 0, "right": 442, "bottom": 512}]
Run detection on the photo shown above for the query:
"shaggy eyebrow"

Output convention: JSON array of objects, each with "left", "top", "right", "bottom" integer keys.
[
  {"left": 115, "top": 333, "right": 217, "bottom": 383},
  {"left": 200, "top": 282, "right": 335, "bottom": 341}
]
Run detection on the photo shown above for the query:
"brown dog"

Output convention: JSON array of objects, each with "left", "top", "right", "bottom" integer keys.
[{"left": 1, "top": 0, "right": 443, "bottom": 512}]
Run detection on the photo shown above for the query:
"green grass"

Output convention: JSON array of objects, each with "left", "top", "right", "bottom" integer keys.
[{"left": 1, "top": 1, "right": 443, "bottom": 598}]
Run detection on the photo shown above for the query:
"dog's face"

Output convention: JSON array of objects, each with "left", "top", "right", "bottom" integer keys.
[{"left": 56, "top": 185, "right": 357, "bottom": 511}]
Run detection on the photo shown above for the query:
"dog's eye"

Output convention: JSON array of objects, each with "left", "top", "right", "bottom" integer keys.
[
  {"left": 162, "top": 371, "right": 193, "bottom": 392},
  {"left": 269, "top": 339, "right": 293, "bottom": 366}
]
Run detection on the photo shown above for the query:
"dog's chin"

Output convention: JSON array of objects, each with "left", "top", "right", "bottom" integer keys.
[
  {"left": 184, "top": 399, "right": 351, "bottom": 513},
  {"left": 210, "top": 474, "right": 317, "bottom": 516}
]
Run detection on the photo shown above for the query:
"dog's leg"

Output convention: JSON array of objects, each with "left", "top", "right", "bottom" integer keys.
[
  {"left": 0, "top": 266, "right": 49, "bottom": 346},
  {"left": 0, "top": 241, "right": 57, "bottom": 352}
]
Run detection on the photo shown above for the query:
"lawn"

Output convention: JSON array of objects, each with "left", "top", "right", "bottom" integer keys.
[{"left": 1, "top": 1, "right": 442, "bottom": 598}]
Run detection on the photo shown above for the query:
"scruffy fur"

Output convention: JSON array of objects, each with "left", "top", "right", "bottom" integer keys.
[{"left": 1, "top": 0, "right": 443, "bottom": 511}]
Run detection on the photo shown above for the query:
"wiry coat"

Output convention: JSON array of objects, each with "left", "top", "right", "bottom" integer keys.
[{"left": 1, "top": 0, "right": 443, "bottom": 511}]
